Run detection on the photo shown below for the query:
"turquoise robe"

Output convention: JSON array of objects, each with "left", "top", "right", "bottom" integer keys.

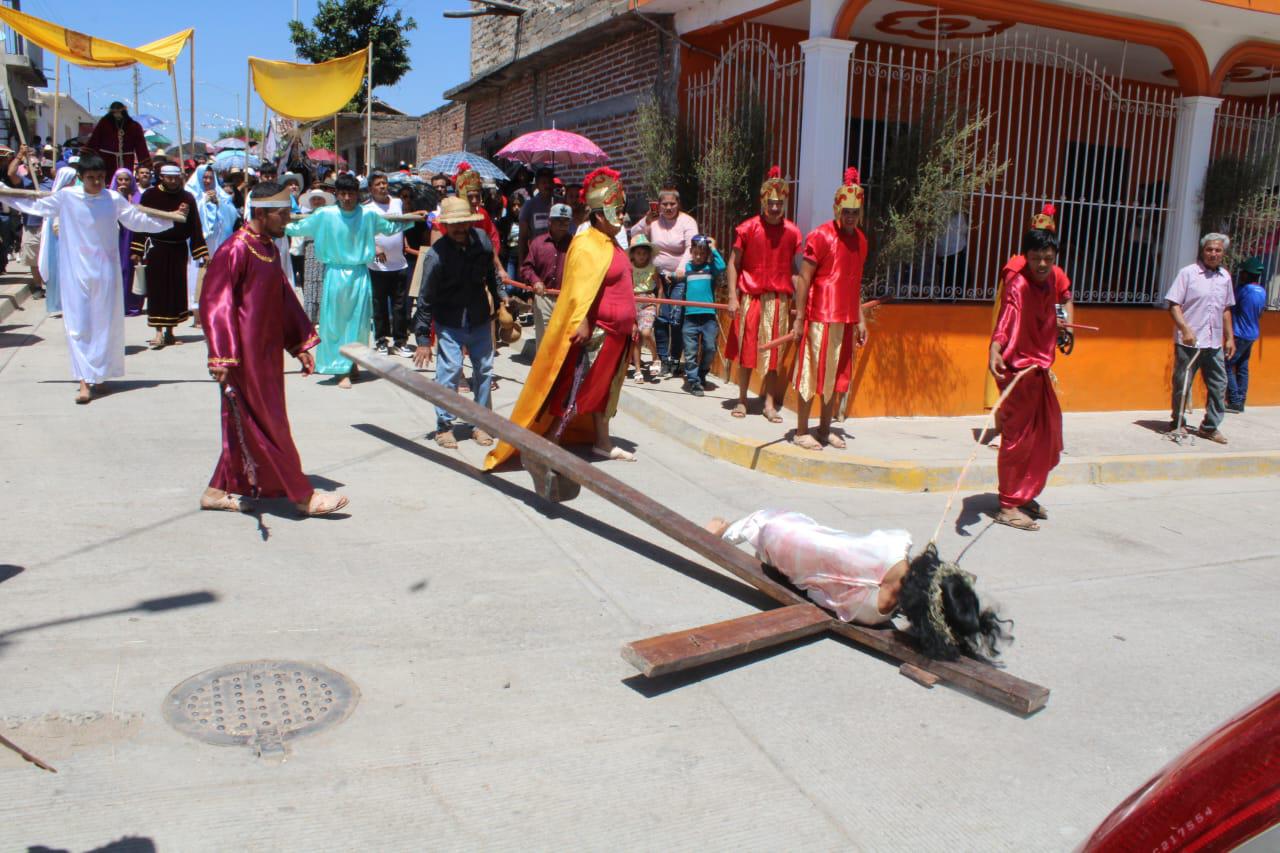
[{"left": 285, "top": 205, "right": 409, "bottom": 375}]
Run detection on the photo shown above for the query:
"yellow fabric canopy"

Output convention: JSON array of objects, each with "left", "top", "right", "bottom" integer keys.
[
  {"left": 0, "top": 7, "right": 189, "bottom": 71},
  {"left": 249, "top": 48, "right": 369, "bottom": 122}
]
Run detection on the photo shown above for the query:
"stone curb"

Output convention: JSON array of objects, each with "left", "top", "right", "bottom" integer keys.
[
  {"left": 617, "top": 385, "right": 1280, "bottom": 492},
  {"left": 0, "top": 279, "right": 32, "bottom": 325}
]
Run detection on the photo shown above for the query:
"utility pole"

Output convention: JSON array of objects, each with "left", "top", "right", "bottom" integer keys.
[{"left": 132, "top": 67, "right": 140, "bottom": 115}]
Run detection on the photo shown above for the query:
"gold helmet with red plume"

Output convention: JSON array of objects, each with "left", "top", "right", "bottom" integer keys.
[
  {"left": 583, "top": 166, "right": 625, "bottom": 225},
  {"left": 1030, "top": 203, "right": 1057, "bottom": 232},
  {"left": 453, "top": 161, "right": 482, "bottom": 199},
  {"left": 760, "top": 165, "right": 789, "bottom": 207},
  {"left": 833, "top": 167, "right": 864, "bottom": 212}
]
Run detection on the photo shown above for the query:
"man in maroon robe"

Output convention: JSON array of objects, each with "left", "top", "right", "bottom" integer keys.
[
  {"left": 86, "top": 102, "right": 151, "bottom": 176},
  {"left": 199, "top": 182, "right": 348, "bottom": 517},
  {"left": 987, "top": 206, "right": 1068, "bottom": 531}
]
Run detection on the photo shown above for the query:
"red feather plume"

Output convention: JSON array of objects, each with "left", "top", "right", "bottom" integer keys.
[
  {"left": 583, "top": 166, "right": 621, "bottom": 188},
  {"left": 844, "top": 167, "right": 860, "bottom": 186},
  {"left": 767, "top": 165, "right": 782, "bottom": 179},
  {"left": 1042, "top": 203, "right": 1056, "bottom": 216},
  {"left": 456, "top": 161, "right": 472, "bottom": 173}
]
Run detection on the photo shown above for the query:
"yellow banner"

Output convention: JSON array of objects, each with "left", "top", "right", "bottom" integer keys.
[
  {"left": 249, "top": 48, "right": 368, "bottom": 122},
  {"left": 0, "top": 7, "right": 190, "bottom": 71}
]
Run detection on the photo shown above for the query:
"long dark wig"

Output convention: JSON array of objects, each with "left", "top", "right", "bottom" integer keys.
[{"left": 898, "top": 543, "right": 1013, "bottom": 661}]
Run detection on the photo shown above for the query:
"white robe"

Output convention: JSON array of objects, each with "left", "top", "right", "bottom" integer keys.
[{"left": 11, "top": 187, "right": 170, "bottom": 383}]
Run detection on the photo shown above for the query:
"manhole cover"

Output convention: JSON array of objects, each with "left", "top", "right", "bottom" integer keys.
[{"left": 162, "top": 661, "right": 358, "bottom": 754}]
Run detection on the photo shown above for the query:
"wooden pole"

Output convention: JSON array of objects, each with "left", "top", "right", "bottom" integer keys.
[
  {"left": 364, "top": 42, "right": 373, "bottom": 174},
  {"left": 169, "top": 67, "right": 185, "bottom": 165},
  {"left": 4, "top": 76, "right": 25, "bottom": 146},
  {"left": 188, "top": 33, "right": 196, "bottom": 158},
  {"left": 52, "top": 57, "right": 59, "bottom": 160},
  {"left": 333, "top": 114, "right": 339, "bottom": 171},
  {"left": 261, "top": 103, "right": 269, "bottom": 172}
]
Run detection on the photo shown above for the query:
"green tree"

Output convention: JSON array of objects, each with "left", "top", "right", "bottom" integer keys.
[
  {"left": 288, "top": 0, "right": 416, "bottom": 109},
  {"left": 222, "top": 125, "right": 263, "bottom": 142}
]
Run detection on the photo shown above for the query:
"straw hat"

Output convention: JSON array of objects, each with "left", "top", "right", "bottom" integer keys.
[
  {"left": 300, "top": 189, "right": 336, "bottom": 213},
  {"left": 436, "top": 196, "right": 482, "bottom": 225}
]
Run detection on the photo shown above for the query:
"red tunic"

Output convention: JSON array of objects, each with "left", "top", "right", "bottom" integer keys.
[
  {"left": 801, "top": 221, "right": 866, "bottom": 324},
  {"left": 550, "top": 246, "right": 635, "bottom": 417},
  {"left": 86, "top": 116, "right": 151, "bottom": 176},
  {"left": 732, "top": 216, "right": 801, "bottom": 295},
  {"left": 991, "top": 261, "right": 1064, "bottom": 508},
  {"left": 201, "top": 229, "right": 320, "bottom": 503}
]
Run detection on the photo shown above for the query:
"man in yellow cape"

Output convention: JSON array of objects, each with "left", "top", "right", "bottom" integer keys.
[{"left": 485, "top": 167, "right": 636, "bottom": 470}]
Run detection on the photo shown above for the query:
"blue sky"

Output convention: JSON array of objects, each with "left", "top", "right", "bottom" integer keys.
[{"left": 21, "top": 0, "right": 472, "bottom": 138}]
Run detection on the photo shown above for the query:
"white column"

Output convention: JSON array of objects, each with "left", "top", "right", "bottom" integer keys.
[
  {"left": 1159, "top": 96, "right": 1222, "bottom": 297},
  {"left": 796, "top": 37, "right": 854, "bottom": 235}
]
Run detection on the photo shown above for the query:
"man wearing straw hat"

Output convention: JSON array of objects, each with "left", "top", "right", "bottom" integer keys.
[
  {"left": 412, "top": 196, "right": 502, "bottom": 449},
  {"left": 987, "top": 205, "right": 1067, "bottom": 532}
]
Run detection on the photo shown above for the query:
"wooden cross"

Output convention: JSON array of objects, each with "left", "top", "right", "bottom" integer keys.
[{"left": 341, "top": 345, "right": 1050, "bottom": 715}]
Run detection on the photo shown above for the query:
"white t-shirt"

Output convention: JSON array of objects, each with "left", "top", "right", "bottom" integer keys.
[{"left": 364, "top": 196, "right": 407, "bottom": 272}]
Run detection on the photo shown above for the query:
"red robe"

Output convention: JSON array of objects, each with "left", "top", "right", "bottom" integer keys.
[
  {"left": 200, "top": 228, "right": 320, "bottom": 503},
  {"left": 991, "top": 260, "right": 1064, "bottom": 508},
  {"left": 86, "top": 115, "right": 151, "bottom": 176},
  {"left": 793, "top": 221, "right": 866, "bottom": 400},
  {"left": 549, "top": 246, "right": 635, "bottom": 417},
  {"left": 724, "top": 215, "right": 801, "bottom": 371}
]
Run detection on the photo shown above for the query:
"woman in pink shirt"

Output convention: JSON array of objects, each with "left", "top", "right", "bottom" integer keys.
[{"left": 630, "top": 187, "right": 699, "bottom": 375}]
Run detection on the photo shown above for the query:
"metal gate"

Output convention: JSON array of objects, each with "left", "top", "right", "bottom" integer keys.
[
  {"left": 1209, "top": 97, "right": 1280, "bottom": 306},
  {"left": 684, "top": 25, "right": 804, "bottom": 243},
  {"left": 846, "top": 32, "right": 1178, "bottom": 304}
]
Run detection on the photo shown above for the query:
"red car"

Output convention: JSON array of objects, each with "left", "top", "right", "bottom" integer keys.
[{"left": 1079, "top": 689, "right": 1279, "bottom": 851}]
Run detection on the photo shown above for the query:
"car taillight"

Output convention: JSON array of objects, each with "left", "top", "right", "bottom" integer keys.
[{"left": 1079, "top": 689, "right": 1280, "bottom": 852}]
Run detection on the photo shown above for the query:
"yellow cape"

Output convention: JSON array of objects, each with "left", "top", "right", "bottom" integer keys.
[{"left": 484, "top": 227, "right": 617, "bottom": 470}]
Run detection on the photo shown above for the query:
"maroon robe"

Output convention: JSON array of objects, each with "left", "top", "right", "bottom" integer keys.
[
  {"left": 549, "top": 246, "right": 635, "bottom": 417},
  {"left": 86, "top": 115, "right": 151, "bottom": 176},
  {"left": 201, "top": 228, "right": 320, "bottom": 503},
  {"left": 991, "top": 261, "right": 1064, "bottom": 509}
]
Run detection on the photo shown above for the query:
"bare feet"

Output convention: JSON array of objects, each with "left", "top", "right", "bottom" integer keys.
[
  {"left": 762, "top": 405, "right": 783, "bottom": 424},
  {"left": 337, "top": 375, "right": 352, "bottom": 389},
  {"left": 75, "top": 381, "right": 91, "bottom": 405},
  {"left": 730, "top": 401, "right": 747, "bottom": 418},
  {"left": 994, "top": 507, "right": 1039, "bottom": 531},
  {"left": 295, "top": 491, "right": 349, "bottom": 516},
  {"left": 591, "top": 445, "right": 636, "bottom": 461},
  {"left": 818, "top": 429, "right": 847, "bottom": 449},
  {"left": 704, "top": 517, "right": 730, "bottom": 537},
  {"left": 793, "top": 432, "right": 822, "bottom": 451},
  {"left": 200, "top": 488, "right": 246, "bottom": 512}
]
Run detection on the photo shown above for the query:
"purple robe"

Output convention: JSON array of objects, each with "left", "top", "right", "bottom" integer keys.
[
  {"left": 200, "top": 228, "right": 320, "bottom": 503},
  {"left": 112, "top": 170, "right": 144, "bottom": 315}
]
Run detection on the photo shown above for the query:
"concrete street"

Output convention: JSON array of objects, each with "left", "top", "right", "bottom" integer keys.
[{"left": 1, "top": 297, "right": 1276, "bottom": 851}]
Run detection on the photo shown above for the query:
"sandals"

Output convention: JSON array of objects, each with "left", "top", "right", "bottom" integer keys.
[
  {"left": 1021, "top": 500, "right": 1048, "bottom": 520},
  {"left": 296, "top": 492, "right": 349, "bottom": 517},
  {"left": 994, "top": 509, "right": 1039, "bottom": 531},
  {"left": 472, "top": 428, "right": 495, "bottom": 447},
  {"left": 730, "top": 402, "right": 747, "bottom": 419},
  {"left": 435, "top": 429, "right": 458, "bottom": 449},
  {"left": 819, "top": 430, "right": 847, "bottom": 449},
  {"left": 591, "top": 445, "right": 637, "bottom": 462},
  {"left": 793, "top": 433, "right": 823, "bottom": 451},
  {"left": 762, "top": 407, "right": 784, "bottom": 424},
  {"left": 200, "top": 491, "right": 246, "bottom": 513}
]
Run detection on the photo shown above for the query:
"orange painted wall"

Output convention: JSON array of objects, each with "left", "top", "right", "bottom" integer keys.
[{"left": 843, "top": 304, "right": 1280, "bottom": 416}]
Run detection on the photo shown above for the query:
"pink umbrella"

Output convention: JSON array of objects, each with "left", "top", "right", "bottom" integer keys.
[
  {"left": 497, "top": 129, "right": 608, "bottom": 167},
  {"left": 307, "top": 148, "right": 346, "bottom": 165}
]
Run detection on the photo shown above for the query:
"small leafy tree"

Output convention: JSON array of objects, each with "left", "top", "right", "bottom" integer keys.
[
  {"left": 636, "top": 93, "right": 677, "bottom": 200},
  {"left": 310, "top": 128, "right": 335, "bottom": 151},
  {"left": 1201, "top": 131, "right": 1280, "bottom": 271},
  {"left": 288, "top": 0, "right": 417, "bottom": 110},
  {"left": 222, "top": 125, "right": 263, "bottom": 142},
  {"left": 695, "top": 85, "right": 767, "bottom": 241},
  {"left": 864, "top": 73, "right": 1008, "bottom": 293}
]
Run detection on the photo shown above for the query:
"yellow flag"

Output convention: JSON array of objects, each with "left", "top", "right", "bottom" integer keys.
[
  {"left": 0, "top": 7, "right": 188, "bottom": 71},
  {"left": 249, "top": 48, "right": 369, "bottom": 122}
]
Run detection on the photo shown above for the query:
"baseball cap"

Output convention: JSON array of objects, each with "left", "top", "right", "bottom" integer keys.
[{"left": 549, "top": 203, "right": 572, "bottom": 219}]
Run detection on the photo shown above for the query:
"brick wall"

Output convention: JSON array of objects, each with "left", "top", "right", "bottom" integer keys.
[
  {"left": 470, "top": 0, "right": 631, "bottom": 78},
  {"left": 461, "top": 27, "right": 672, "bottom": 207},
  {"left": 416, "top": 102, "right": 466, "bottom": 163}
]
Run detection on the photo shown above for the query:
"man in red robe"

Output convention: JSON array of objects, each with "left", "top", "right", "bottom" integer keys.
[
  {"left": 199, "top": 182, "right": 348, "bottom": 517},
  {"left": 790, "top": 167, "right": 868, "bottom": 451},
  {"left": 485, "top": 167, "right": 637, "bottom": 469},
  {"left": 86, "top": 102, "right": 151, "bottom": 176},
  {"left": 725, "top": 165, "right": 801, "bottom": 423},
  {"left": 987, "top": 205, "right": 1068, "bottom": 531}
]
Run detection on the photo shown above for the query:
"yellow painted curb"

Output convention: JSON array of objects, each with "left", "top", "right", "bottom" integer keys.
[{"left": 618, "top": 388, "right": 1280, "bottom": 492}]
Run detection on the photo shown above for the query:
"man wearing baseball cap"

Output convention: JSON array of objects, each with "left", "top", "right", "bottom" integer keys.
[{"left": 520, "top": 201, "right": 573, "bottom": 351}]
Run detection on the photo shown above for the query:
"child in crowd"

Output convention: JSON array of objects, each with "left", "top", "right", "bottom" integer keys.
[
  {"left": 629, "top": 234, "right": 663, "bottom": 383},
  {"left": 682, "top": 234, "right": 726, "bottom": 397}
]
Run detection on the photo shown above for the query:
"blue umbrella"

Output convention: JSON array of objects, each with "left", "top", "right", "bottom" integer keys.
[
  {"left": 136, "top": 114, "right": 165, "bottom": 130},
  {"left": 419, "top": 151, "right": 508, "bottom": 182},
  {"left": 212, "top": 149, "right": 261, "bottom": 173}
]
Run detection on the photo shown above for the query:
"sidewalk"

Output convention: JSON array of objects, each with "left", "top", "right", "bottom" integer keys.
[
  {"left": 605, "top": 365, "right": 1280, "bottom": 491},
  {"left": 0, "top": 259, "right": 34, "bottom": 325}
]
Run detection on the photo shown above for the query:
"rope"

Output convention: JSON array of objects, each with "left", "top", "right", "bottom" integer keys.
[{"left": 930, "top": 365, "right": 1038, "bottom": 545}]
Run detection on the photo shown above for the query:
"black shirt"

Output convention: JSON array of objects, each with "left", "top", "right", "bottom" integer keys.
[{"left": 413, "top": 228, "right": 499, "bottom": 343}]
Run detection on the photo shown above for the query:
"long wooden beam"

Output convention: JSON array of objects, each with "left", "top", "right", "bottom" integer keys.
[{"left": 341, "top": 345, "right": 1050, "bottom": 715}]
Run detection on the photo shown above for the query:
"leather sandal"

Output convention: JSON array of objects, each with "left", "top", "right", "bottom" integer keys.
[
  {"left": 296, "top": 492, "right": 348, "bottom": 517},
  {"left": 200, "top": 491, "right": 246, "bottom": 513}
]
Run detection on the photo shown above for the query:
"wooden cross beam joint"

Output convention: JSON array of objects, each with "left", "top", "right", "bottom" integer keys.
[{"left": 340, "top": 344, "right": 1051, "bottom": 716}]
